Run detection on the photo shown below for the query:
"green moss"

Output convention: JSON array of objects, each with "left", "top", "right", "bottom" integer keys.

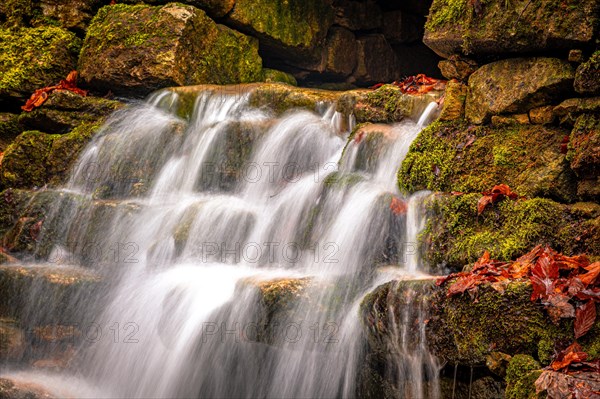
[
  {"left": 0, "top": 26, "right": 80, "bottom": 97},
  {"left": 505, "top": 355, "right": 542, "bottom": 399},
  {"left": 261, "top": 68, "right": 297, "bottom": 86},
  {"left": 0, "top": 0, "right": 33, "bottom": 28},
  {"left": 426, "top": 0, "right": 468, "bottom": 30},
  {"left": 354, "top": 85, "right": 414, "bottom": 123},
  {"left": 0, "top": 131, "right": 57, "bottom": 189},
  {"left": 423, "top": 194, "right": 600, "bottom": 270},
  {"left": 398, "top": 120, "right": 577, "bottom": 202}
]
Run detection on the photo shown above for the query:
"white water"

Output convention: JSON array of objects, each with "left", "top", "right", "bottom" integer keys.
[{"left": 2, "top": 86, "right": 440, "bottom": 398}]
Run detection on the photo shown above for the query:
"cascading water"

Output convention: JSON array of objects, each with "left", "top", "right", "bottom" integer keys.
[{"left": 1, "top": 85, "right": 441, "bottom": 398}]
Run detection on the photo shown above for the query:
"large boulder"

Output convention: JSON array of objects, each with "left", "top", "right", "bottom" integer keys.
[
  {"left": 78, "top": 3, "right": 263, "bottom": 96},
  {"left": 0, "top": 113, "right": 21, "bottom": 152},
  {"left": 332, "top": 0, "right": 382, "bottom": 31},
  {"left": 424, "top": 0, "right": 600, "bottom": 58},
  {"left": 422, "top": 193, "right": 600, "bottom": 270},
  {"left": 398, "top": 120, "right": 578, "bottom": 202},
  {"left": 352, "top": 35, "right": 400, "bottom": 85},
  {"left": 128, "top": 0, "right": 235, "bottom": 18},
  {"left": 227, "top": 0, "right": 333, "bottom": 63},
  {"left": 574, "top": 50, "right": 600, "bottom": 95},
  {"left": 465, "top": 58, "right": 575, "bottom": 124},
  {"left": 0, "top": 27, "right": 81, "bottom": 101}
]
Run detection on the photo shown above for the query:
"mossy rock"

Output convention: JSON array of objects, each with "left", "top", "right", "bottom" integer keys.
[
  {"left": 398, "top": 120, "right": 577, "bottom": 203},
  {"left": 0, "top": 121, "right": 104, "bottom": 190},
  {"left": 0, "top": 26, "right": 80, "bottom": 100},
  {"left": 78, "top": 3, "right": 263, "bottom": 97},
  {"left": 261, "top": 68, "right": 297, "bottom": 86},
  {"left": 424, "top": 0, "right": 600, "bottom": 58},
  {"left": 246, "top": 83, "right": 342, "bottom": 115},
  {"left": 422, "top": 193, "right": 600, "bottom": 270},
  {"left": 361, "top": 279, "right": 600, "bottom": 367},
  {"left": 0, "top": 113, "right": 21, "bottom": 151},
  {"left": 227, "top": 0, "right": 333, "bottom": 63},
  {"left": 18, "top": 91, "right": 123, "bottom": 134},
  {"left": 505, "top": 355, "right": 542, "bottom": 399},
  {"left": 574, "top": 50, "right": 600, "bottom": 95},
  {"left": 568, "top": 113, "right": 600, "bottom": 180},
  {"left": 466, "top": 58, "right": 574, "bottom": 124},
  {"left": 125, "top": 0, "right": 235, "bottom": 18}
]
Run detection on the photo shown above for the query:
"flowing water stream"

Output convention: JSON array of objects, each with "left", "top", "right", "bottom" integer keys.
[{"left": 2, "top": 87, "right": 441, "bottom": 398}]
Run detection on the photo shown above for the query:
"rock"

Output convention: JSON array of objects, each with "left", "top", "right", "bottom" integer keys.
[
  {"left": 0, "top": 27, "right": 80, "bottom": 100},
  {"left": 351, "top": 84, "right": 442, "bottom": 123},
  {"left": 490, "top": 114, "right": 530, "bottom": 125},
  {"left": 554, "top": 97, "right": 600, "bottom": 117},
  {"left": 574, "top": 50, "right": 600, "bottom": 95},
  {"left": 0, "top": 318, "right": 25, "bottom": 361},
  {"left": 261, "top": 69, "right": 297, "bottom": 86},
  {"left": 421, "top": 193, "right": 600, "bottom": 269},
  {"left": 438, "top": 56, "right": 477, "bottom": 81},
  {"left": 0, "top": 378, "right": 55, "bottom": 399},
  {"left": 361, "top": 279, "right": 600, "bottom": 366},
  {"left": 323, "top": 27, "right": 357, "bottom": 78},
  {"left": 504, "top": 355, "right": 541, "bottom": 399},
  {"left": 0, "top": 121, "right": 103, "bottom": 190},
  {"left": 466, "top": 58, "right": 575, "bottom": 124},
  {"left": 352, "top": 35, "right": 400, "bottom": 85},
  {"left": 568, "top": 49, "right": 584, "bottom": 63},
  {"left": 578, "top": 178, "right": 600, "bottom": 201},
  {"left": 0, "top": 264, "right": 104, "bottom": 326},
  {"left": 568, "top": 113, "right": 599, "bottom": 179},
  {"left": 79, "top": 3, "right": 263, "bottom": 97},
  {"left": 424, "top": 0, "right": 600, "bottom": 58},
  {"left": 147, "top": 0, "right": 235, "bottom": 18},
  {"left": 439, "top": 81, "right": 467, "bottom": 121},
  {"left": 36, "top": 0, "right": 104, "bottom": 32},
  {"left": 398, "top": 120, "right": 578, "bottom": 203},
  {"left": 382, "top": 10, "right": 422, "bottom": 45},
  {"left": 18, "top": 91, "right": 123, "bottom": 134},
  {"left": 344, "top": 124, "right": 399, "bottom": 173},
  {"left": 528, "top": 106, "right": 555, "bottom": 125},
  {"left": 0, "top": 113, "right": 21, "bottom": 151},
  {"left": 227, "top": 0, "right": 333, "bottom": 63},
  {"left": 333, "top": 0, "right": 381, "bottom": 31}
]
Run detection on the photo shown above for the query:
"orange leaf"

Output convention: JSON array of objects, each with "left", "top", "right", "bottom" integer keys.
[
  {"left": 575, "top": 300, "right": 597, "bottom": 339},
  {"left": 390, "top": 197, "right": 407, "bottom": 216},
  {"left": 580, "top": 262, "right": 600, "bottom": 286}
]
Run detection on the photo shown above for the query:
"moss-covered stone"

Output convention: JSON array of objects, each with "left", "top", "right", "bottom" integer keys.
[
  {"left": 0, "top": 113, "right": 21, "bottom": 151},
  {"left": 574, "top": 50, "right": 600, "bottom": 95},
  {"left": 567, "top": 113, "right": 600, "bottom": 179},
  {"left": 466, "top": 58, "right": 574, "bottom": 124},
  {"left": 505, "top": 355, "right": 542, "bottom": 399},
  {"left": 361, "top": 279, "right": 600, "bottom": 367},
  {"left": 18, "top": 91, "right": 122, "bottom": 134},
  {"left": 398, "top": 120, "right": 577, "bottom": 202},
  {"left": 0, "top": 26, "right": 80, "bottom": 100},
  {"left": 78, "top": 3, "right": 263, "bottom": 96},
  {"left": 227, "top": 0, "right": 333, "bottom": 62},
  {"left": 422, "top": 193, "right": 600, "bottom": 270},
  {"left": 261, "top": 68, "right": 297, "bottom": 86},
  {"left": 0, "top": 120, "right": 104, "bottom": 190},
  {"left": 439, "top": 81, "right": 467, "bottom": 121},
  {"left": 424, "top": 0, "right": 600, "bottom": 58}
]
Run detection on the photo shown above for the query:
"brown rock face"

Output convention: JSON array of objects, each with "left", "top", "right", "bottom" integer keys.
[
  {"left": 382, "top": 10, "right": 422, "bottom": 45},
  {"left": 352, "top": 35, "right": 400, "bottom": 85},
  {"left": 574, "top": 51, "right": 600, "bottom": 95},
  {"left": 466, "top": 58, "right": 575, "bottom": 124},
  {"left": 78, "top": 3, "right": 263, "bottom": 96},
  {"left": 568, "top": 114, "right": 600, "bottom": 180},
  {"left": 424, "top": 0, "right": 600, "bottom": 58},
  {"left": 438, "top": 56, "right": 477, "bottom": 81},
  {"left": 439, "top": 81, "right": 467, "bottom": 121},
  {"left": 333, "top": 0, "right": 382, "bottom": 31},
  {"left": 324, "top": 27, "right": 358, "bottom": 78}
]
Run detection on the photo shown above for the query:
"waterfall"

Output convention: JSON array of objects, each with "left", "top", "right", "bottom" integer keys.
[{"left": 1, "top": 86, "right": 440, "bottom": 398}]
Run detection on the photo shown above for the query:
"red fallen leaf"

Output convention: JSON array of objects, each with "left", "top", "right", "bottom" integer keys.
[
  {"left": 369, "top": 83, "right": 384, "bottom": 90},
  {"left": 535, "top": 370, "right": 571, "bottom": 397},
  {"left": 477, "top": 184, "right": 519, "bottom": 215},
  {"left": 29, "top": 219, "right": 43, "bottom": 241},
  {"left": 354, "top": 131, "right": 365, "bottom": 143},
  {"left": 580, "top": 262, "right": 600, "bottom": 286},
  {"left": 390, "top": 197, "right": 407, "bottom": 216},
  {"left": 575, "top": 300, "right": 597, "bottom": 339},
  {"left": 568, "top": 277, "right": 586, "bottom": 297},
  {"left": 22, "top": 70, "right": 87, "bottom": 112},
  {"left": 447, "top": 274, "right": 479, "bottom": 296},
  {"left": 530, "top": 253, "right": 559, "bottom": 301},
  {"left": 576, "top": 288, "right": 600, "bottom": 302},
  {"left": 551, "top": 342, "right": 588, "bottom": 371},
  {"left": 450, "top": 191, "right": 464, "bottom": 196}
]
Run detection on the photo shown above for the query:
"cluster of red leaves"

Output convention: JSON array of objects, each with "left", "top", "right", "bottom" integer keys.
[
  {"left": 477, "top": 184, "right": 520, "bottom": 215},
  {"left": 436, "top": 245, "right": 600, "bottom": 338},
  {"left": 370, "top": 74, "right": 446, "bottom": 95},
  {"left": 390, "top": 197, "right": 407, "bottom": 216},
  {"left": 22, "top": 71, "right": 87, "bottom": 112},
  {"left": 535, "top": 343, "right": 600, "bottom": 398}
]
